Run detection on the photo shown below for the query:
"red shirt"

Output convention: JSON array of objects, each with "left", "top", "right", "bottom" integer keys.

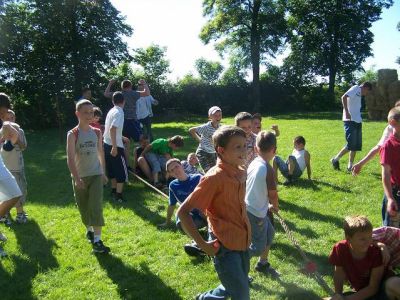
[
  {"left": 380, "top": 134, "right": 400, "bottom": 186},
  {"left": 89, "top": 122, "right": 104, "bottom": 134},
  {"left": 329, "top": 240, "right": 383, "bottom": 291}
]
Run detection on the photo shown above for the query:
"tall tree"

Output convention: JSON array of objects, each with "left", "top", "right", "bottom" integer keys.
[
  {"left": 200, "top": 0, "right": 287, "bottom": 110},
  {"left": 195, "top": 57, "right": 224, "bottom": 84},
  {"left": 133, "top": 44, "right": 170, "bottom": 85},
  {"left": 0, "top": 0, "right": 132, "bottom": 127},
  {"left": 287, "top": 0, "right": 393, "bottom": 99}
]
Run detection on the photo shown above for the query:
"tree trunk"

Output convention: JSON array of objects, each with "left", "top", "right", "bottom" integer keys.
[{"left": 250, "top": 0, "right": 261, "bottom": 112}]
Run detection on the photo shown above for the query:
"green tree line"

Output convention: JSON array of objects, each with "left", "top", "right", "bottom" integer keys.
[{"left": 0, "top": 0, "right": 395, "bottom": 128}]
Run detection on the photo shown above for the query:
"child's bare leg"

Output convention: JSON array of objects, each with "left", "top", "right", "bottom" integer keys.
[
  {"left": 385, "top": 277, "right": 400, "bottom": 300},
  {"left": 272, "top": 159, "right": 278, "bottom": 184},
  {"left": 116, "top": 182, "right": 124, "bottom": 194},
  {"left": 0, "top": 197, "right": 19, "bottom": 216},
  {"left": 333, "top": 147, "right": 349, "bottom": 161},
  {"left": 123, "top": 138, "right": 131, "bottom": 167},
  {"left": 111, "top": 178, "right": 117, "bottom": 189},
  {"left": 348, "top": 151, "right": 356, "bottom": 168},
  {"left": 259, "top": 245, "right": 270, "bottom": 263},
  {"left": 288, "top": 157, "right": 295, "bottom": 176},
  {"left": 153, "top": 172, "right": 159, "bottom": 184},
  {"left": 138, "top": 157, "right": 152, "bottom": 181}
]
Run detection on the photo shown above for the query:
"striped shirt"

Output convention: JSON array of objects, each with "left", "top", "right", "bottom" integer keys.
[
  {"left": 184, "top": 159, "right": 251, "bottom": 251},
  {"left": 196, "top": 121, "right": 219, "bottom": 153},
  {"left": 372, "top": 226, "right": 400, "bottom": 268},
  {"left": 245, "top": 133, "right": 257, "bottom": 168}
]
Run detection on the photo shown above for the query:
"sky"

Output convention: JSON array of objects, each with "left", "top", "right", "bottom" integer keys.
[{"left": 110, "top": 0, "right": 400, "bottom": 81}]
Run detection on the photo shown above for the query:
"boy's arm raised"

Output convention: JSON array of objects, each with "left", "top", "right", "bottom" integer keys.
[
  {"left": 345, "top": 265, "right": 384, "bottom": 300},
  {"left": 138, "top": 79, "right": 150, "bottom": 97},
  {"left": 104, "top": 79, "right": 116, "bottom": 98},
  {"left": 1, "top": 122, "right": 19, "bottom": 144},
  {"left": 66, "top": 132, "right": 84, "bottom": 189}
]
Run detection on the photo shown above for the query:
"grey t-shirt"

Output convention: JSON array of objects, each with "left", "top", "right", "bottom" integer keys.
[
  {"left": 122, "top": 90, "right": 140, "bottom": 120},
  {"left": 70, "top": 128, "right": 102, "bottom": 178}
]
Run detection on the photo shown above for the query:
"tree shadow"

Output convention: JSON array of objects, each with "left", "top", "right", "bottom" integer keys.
[
  {"left": 95, "top": 254, "right": 182, "bottom": 299},
  {"left": 284, "top": 178, "right": 352, "bottom": 194},
  {"left": 0, "top": 220, "right": 59, "bottom": 299},
  {"left": 279, "top": 198, "right": 344, "bottom": 229},
  {"left": 271, "top": 112, "right": 342, "bottom": 121},
  {"left": 276, "top": 218, "right": 319, "bottom": 239}
]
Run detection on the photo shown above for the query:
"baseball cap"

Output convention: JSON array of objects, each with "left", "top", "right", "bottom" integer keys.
[{"left": 208, "top": 106, "right": 221, "bottom": 116}]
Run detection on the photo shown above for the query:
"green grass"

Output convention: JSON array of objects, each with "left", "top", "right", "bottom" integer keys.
[{"left": 0, "top": 113, "right": 388, "bottom": 299}]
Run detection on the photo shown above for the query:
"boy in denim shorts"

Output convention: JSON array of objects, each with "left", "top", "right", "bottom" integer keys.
[
  {"left": 331, "top": 82, "right": 372, "bottom": 171},
  {"left": 246, "top": 131, "right": 280, "bottom": 277},
  {"left": 273, "top": 136, "right": 311, "bottom": 185}
]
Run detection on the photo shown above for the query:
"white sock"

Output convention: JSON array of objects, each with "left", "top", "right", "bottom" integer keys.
[
  {"left": 94, "top": 234, "right": 101, "bottom": 243},
  {"left": 86, "top": 226, "right": 94, "bottom": 232}
]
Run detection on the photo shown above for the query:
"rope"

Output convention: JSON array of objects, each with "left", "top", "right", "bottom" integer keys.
[
  {"left": 273, "top": 211, "right": 335, "bottom": 296},
  {"left": 130, "top": 171, "right": 334, "bottom": 296}
]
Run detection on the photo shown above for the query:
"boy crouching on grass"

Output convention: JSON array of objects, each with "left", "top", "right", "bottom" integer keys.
[
  {"left": 246, "top": 131, "right": 279, "bottom": 278},
  {"left": 67, "top": 99, "right": 110, "bottom": 254},
  {"left": 177, "top": 125, "right": 251, "bottom": 300},
  {"left": 328, "top": 216, "right": 400, "bottom": 300}
]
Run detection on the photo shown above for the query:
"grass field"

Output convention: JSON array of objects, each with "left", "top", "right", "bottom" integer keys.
[{"left": 0, "top": 113, "right": 389, "bottom": 299}]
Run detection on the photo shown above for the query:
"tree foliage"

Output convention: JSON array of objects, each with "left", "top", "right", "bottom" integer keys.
[
  {"left": 195, "top": 57, "right": 223, "bottom": 84},
  {"left": 0, "top": 0, "right": 132, "bottom": 127},
  {"left": 286, "top": 0, "right": 393, "bottom": 98},
  {"left": 200, "top": 0, "right": 287, "bottom": 110}
]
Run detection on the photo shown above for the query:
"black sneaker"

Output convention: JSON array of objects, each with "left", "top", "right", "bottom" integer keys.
[
  {"left": 184, "top": 242, "right": 206, "bottom": 257},
  {"left": 255, "top": 261, "right": 280, "bottom": 278},
  {"left": 92, "top": 240, "right": 111, "bottom": 254},
  {"left": 111, "top": 190, "right": 117, "bottom": 201},
  {"left": 86, "top": 231, "right": 94, "bottom": 244},
  {"left": 330, "top": 158, "right": 340, "bottom": 170},
  {"left": 116, "top": 195, "right": 126, "bottom": 203}
]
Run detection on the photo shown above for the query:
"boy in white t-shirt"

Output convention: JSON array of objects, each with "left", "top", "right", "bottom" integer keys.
[
  {"left": 0, "top": 93, "right": 22, "bottom": 257},
  {"left": 352, "top": 100, "right": 400, "bottom": 176},
  {"left": 273, "top": 136, "right": 311, "bottom": 185},
  {"left": 103, "top": 92, "right": 127, "bottom": 203},
  {"left": 331, "top": 82, "right": 372, "bottom": 172},
  {"left": 0, "top": 110, "right": 28, "bottom": 224},
  {"left": 246, "top": 131, "right": 280, "bottom": 277}
]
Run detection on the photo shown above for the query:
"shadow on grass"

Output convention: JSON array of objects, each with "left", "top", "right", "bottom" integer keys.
[
  {"left": 0, "top": 220, "right": 59, "bottom": 299},
  {"left": 95, "top": 254, "right": 181, "bottom": 299},
  {"left": 272, "top": 242, "right": 331, "bottom": 277},
  {"left": 276, "top": 218, "right": 319, "bottom": 239},
  {"left": 283, "top": 178, "right": 351, "bottom": 194},
  {"left": 279, "top": 198, "right": 343, "bottom": 229}
]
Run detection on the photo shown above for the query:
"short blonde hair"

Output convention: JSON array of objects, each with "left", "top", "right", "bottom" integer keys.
[
  {"left": 76, "top": 99, "right": 93, "bottom": 111},
  {"left": 343, "top": 215, "right": 372, "bottom": 238},
  {"left": 388, "top": 107, "right": 400, "bottom": 122}
]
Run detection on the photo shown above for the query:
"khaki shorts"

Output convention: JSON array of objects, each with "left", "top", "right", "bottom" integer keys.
[
  {"left": 11, "top": 170, "right": 27, "bottom": 207},
  {"left": 72, "top": 175, "right": 105, "bottom": 226}
]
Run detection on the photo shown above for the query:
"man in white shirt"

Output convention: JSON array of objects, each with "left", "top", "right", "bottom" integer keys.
[{"left": 331, "top": 82, "right": 372, "bottom": 171}]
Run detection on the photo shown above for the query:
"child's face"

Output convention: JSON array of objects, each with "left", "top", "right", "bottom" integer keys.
[
  {"left": 92, "top": 115, "right": 100, "bottom": 124},
  {"left": 252, "top": 119, "right": 261, "bottom": 134},
  {"left": 210, "top": 111, "right": 222, "bottom": 124},
  {"left": 347, "top": 230, "right": 372, "bottom": 254},
  {"left": 76, "top": 104, "right": 94, "bottom": 123},
  {"left": 167, "top": 161, "right": 186, "bottom": 180},
  {"left": 170, "top": 143, "right": 180, "bottom": 151},
  {"left": 238, "top": 119, "right": 253, "bottom": 136},
  {"left": 188, "top": 154, "right": 198, "bottom": 166},
  {"left": 140, "top": 138, "right": 150, "bottom": 148},
  {"left": 4, "top": 112, "right": 15, "bottom": 122},
  {"left": 294, "top": 141, "right": 304, "bottom": 151},
  {"left": 217, "top": 135, "right": 247, "bottom": 167}
]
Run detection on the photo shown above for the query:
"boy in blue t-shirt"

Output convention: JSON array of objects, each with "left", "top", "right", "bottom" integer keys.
[{"left": 158, "top": 158, "right": 207, "bottom": 256}]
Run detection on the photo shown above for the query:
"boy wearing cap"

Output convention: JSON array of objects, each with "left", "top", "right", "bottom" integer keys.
[{"left": 189, "top": 106, "right": 222, "bottom": 173}]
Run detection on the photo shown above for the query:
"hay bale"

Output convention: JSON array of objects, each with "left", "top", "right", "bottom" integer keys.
[
  {"left": 378, "top": 69, "right": 398, "bottom": 98},
  {"left": 388, "top": 81, "right": 400, "bottom": 106}
]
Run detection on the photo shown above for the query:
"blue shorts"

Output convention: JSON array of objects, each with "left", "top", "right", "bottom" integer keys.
[
  {"left": 123, "top": 119, "right": 142, "bottom": 142},
  {"left": 274, "top": 155, "right": 302, "bottom": 179},
  {"left": 104, "top": 143, "right": 128, "bottom": 183},
  {"left": 145, "top": 152, "right": 167, "bottom": 174},
  {"left": 248, "top": 211, "right": 275, "bottom": 258},
  {"left": 344, "top": 121, "right": 362, "bottom": 151}
]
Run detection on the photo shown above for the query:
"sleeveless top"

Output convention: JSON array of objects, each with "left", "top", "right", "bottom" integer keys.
[
  {"left": 71, "top": 127, "right": 102, "bottom": 177},
  {"left": 292, "top": 149, "right": 306, "bottom": 171}
]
